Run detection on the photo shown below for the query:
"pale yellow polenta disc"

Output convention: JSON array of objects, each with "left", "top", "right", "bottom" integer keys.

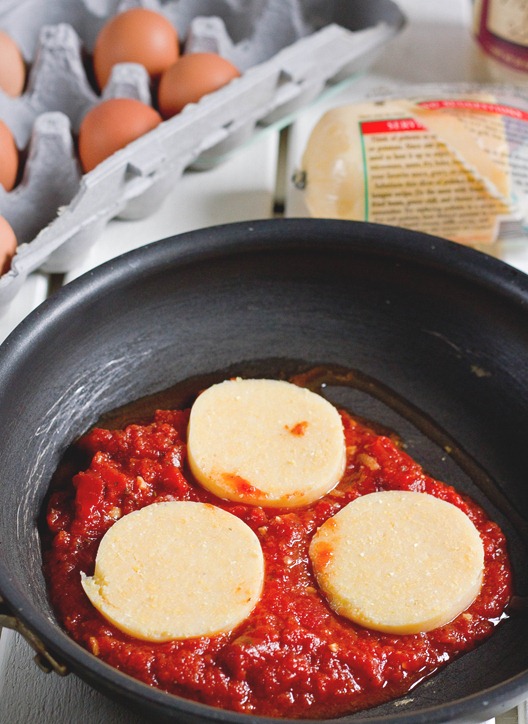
[
  {"left": 81, "top": 501, "right": 264, "bottom": 641},
  {"left": 187, "top": 378, "right": 346, "bottom": 507},
  {"left": 309, "top": 490, "right": 484, "bottom": 634}
]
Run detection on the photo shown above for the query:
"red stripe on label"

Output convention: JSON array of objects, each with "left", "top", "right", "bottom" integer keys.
[
  {"left": 418, "top": 99, "right": 528, "bottom": 121},
  {"left": 360, "top": 118, "right": 427, "bottom": 134}
]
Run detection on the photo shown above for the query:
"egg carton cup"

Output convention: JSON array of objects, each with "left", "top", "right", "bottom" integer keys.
[{"left": 0, "top": 0, "right": 405, "bottom": 309}]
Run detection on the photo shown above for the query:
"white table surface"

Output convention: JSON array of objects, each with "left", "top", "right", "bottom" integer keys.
[{"left": 1, "top": 0, "right": 528, "bottom": 721}]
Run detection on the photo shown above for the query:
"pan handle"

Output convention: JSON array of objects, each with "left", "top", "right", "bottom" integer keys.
[{"left": 0, "top": 595, "right": 69, "bottom": 676}]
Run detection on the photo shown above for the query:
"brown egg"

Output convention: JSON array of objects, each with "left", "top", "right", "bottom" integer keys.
[
  {"left": 0, "top": 215, "right": 17, "bottom": 275},
  {"left": 78, "top": 98, "right": 162, "bottom": 173},
  {"left": 0, "top": 31, "right": 25, "bottom": 97},
  {"left": 93, "top": 8, "right": 179, "bottom": 90},
  {"left": 0, "top": 120, "right": 18, "bottom": 191},
  {"left": 158, "top": 53, "right": 240, "bottom": 119}
]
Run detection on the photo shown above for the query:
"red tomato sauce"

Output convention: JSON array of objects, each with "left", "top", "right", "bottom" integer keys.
[{"left": 43, "top": 408, "right": 512, "bottom": 719}]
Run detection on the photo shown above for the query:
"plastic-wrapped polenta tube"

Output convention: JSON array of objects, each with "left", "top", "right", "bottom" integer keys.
[{"left": 297, "top": 94, "right": 528, "bottom": 247}]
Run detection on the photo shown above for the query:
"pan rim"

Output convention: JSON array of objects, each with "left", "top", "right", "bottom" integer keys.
[
  {"left": 2, "top": 218, "right": 528, "bottom": 357},
  {"left": 0, "top": 217, "right": 527, "bottom": 722}
]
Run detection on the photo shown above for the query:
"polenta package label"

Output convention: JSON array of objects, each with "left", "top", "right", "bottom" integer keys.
[{"left": 299, "top": 87, "right": 528, "bottom": 246}]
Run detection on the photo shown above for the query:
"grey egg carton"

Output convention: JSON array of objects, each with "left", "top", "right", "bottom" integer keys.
[{"left": 0, "top": 0, "right": 405, "bottom": 308}]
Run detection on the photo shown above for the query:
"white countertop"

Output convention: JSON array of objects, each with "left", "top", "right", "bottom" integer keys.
[{"left": 1, "top": 1, "right": 527, "bottom": 721}]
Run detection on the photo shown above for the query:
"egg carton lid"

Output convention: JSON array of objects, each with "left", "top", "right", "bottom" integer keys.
[{"left": 0, "top": 0, "right": 405, "bottom": 309}]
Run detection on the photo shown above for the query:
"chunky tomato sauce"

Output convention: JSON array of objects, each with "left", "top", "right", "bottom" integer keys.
[{"left": 43, "top": 406, "right": 512, "bottom": 719}]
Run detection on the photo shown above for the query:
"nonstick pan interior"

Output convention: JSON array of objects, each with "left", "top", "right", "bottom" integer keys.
[{"left": 0, "top": 218, "right": 527, "bottom": 723}]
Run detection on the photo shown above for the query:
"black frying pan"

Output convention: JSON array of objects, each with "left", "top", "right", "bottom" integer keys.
[{"left": 0, "top": 218, "right": 527, "bottom": 723}]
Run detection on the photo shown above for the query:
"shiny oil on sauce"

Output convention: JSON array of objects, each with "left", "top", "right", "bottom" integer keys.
[{"left": 42, "top": 364, "right": 513, "bottom": 719}]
